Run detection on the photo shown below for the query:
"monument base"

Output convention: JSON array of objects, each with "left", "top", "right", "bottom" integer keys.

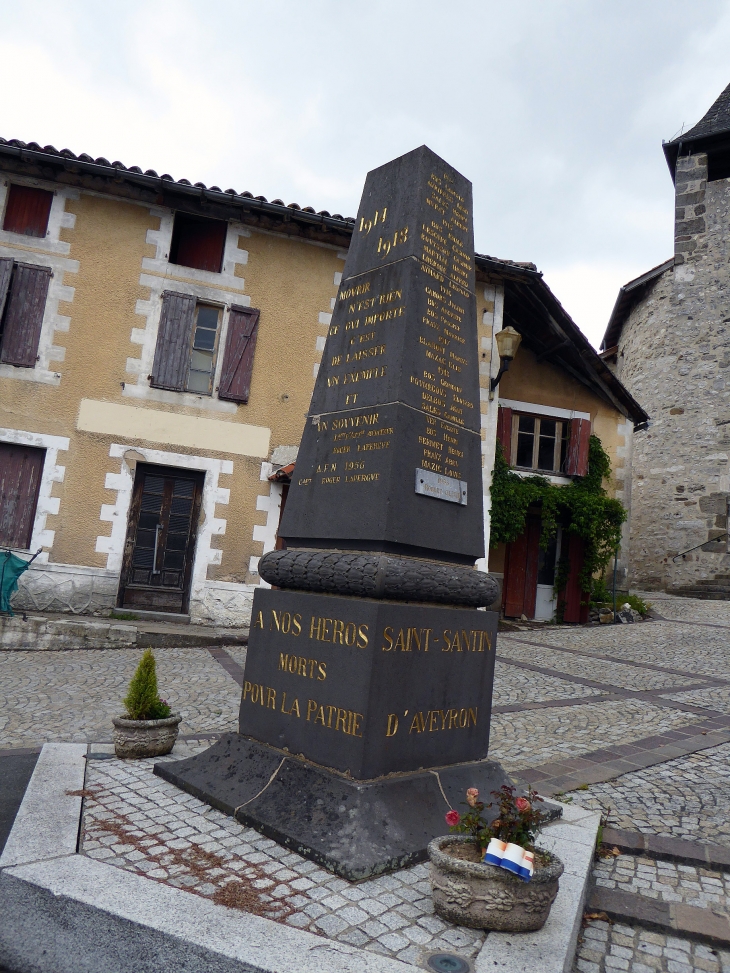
[{"left": 154, "top": 733, "right": 522, "bottom": 881}]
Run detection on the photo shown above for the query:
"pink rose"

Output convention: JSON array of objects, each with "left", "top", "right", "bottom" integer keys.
[
  {"left": 515, "top": 797, "right": 531, "bottom": 812},
  {"left": 445, "top": 810, "right": 461, "bottom": 827},
  {"left": 466, "top": 787, "right": 479, "bottom": 807}
]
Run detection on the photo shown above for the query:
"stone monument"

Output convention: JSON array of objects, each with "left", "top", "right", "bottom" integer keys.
[{"left": 156, "top": 146, "right": 510, "bottom": 880}]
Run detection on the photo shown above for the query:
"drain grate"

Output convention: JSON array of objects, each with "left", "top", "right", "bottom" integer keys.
[{"left": 426, "top": 954, "right": 470, "bottom": 973}]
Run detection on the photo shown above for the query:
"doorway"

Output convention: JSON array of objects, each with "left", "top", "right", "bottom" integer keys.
[{"left": 118, "top": 464, "right": 204, "bottom": 614}]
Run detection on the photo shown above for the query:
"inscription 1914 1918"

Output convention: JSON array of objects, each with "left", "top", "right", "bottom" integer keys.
[{"left": 156, "top": 147, "right": 509, "bottom": 881}]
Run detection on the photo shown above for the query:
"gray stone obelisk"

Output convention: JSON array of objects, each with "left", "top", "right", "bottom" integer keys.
[{"left": 156, "top": 148, "right": 508, "bottom": 881}]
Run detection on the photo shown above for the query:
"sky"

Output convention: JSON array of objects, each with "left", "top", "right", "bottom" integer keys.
[{"left": 1, "top": 0, "right": 729, "bottom": 347}]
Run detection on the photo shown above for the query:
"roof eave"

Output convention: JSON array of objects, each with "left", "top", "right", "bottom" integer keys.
[{"left": 0, "top": 141, "right": 356, "bottom": 239}]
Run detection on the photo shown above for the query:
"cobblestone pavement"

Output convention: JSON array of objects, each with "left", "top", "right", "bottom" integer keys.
[
  {"left": 81, "top": 745, "right": 485, "bottom": 965},
  {"left": 0, "top": 647, "right": 242, "bottom": 748},
  {"left": 571, "top": 741, "right": 730, "bottom": 849},
  {"left": 592, "top": 854, "right": 730, "bottom": 908},
  {"left": 576, "top": 921, "right": 730, "bottom": 973},
  {"left": 6, "top": 594, "right": 730, "bottom": 969}
]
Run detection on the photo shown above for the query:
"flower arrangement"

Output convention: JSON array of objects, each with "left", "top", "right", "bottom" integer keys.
[
  {"left": 445, "top": 784, "right": 545, "bottom": 850},
  {"left": 122, "top": 648, "right": 172, "bottom": 721}
]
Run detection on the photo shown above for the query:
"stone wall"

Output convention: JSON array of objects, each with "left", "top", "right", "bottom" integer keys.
[{"left": 615, "top": 152, "right": 730, "bottom": 590}]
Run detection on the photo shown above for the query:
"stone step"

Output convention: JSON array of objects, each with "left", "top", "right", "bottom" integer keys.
[{"left": 668, "top": 586, "right": 730, "bottom": 600}]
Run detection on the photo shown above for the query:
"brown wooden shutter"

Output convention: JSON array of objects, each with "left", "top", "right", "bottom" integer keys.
[
  {"left": 0, "top": 258, "right": 13, "bottom": 323},
  {"left": 0, "top": 263, "right": 52, "bottom": 367},
  {"left": 496, "top": 406, "right": 512, "bottom": 460},
  {"left": 565, "top": 418, "right": 591, "bottom": 476},
  {"left": 150, "top": 291, "right": 197, "bottom": 391},
  {"left": 218, "top": 306, "right": 260, "bottom": 403},
  {"left": 3, "top": 185, "right": 54, "bottom": 237},
  {"left": 0, "top": 443, "right": 45, "bottom": 548}
]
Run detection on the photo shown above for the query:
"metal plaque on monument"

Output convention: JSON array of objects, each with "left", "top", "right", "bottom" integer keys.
[{"left": 156, "top": 146, "right": 511, "bottom": 880}]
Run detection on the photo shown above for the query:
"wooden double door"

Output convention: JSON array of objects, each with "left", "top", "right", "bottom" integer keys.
[
  {"left": 503, "top": 515, "right": 589, "bottom": 624},
  {"left": 118, "top": 465, "right": 204, "bottom": 614}
]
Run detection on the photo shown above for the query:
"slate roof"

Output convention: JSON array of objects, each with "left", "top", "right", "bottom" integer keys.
[
  {"left": 672, "top": 83, "right": 730, "bottom": 143},
  {"left": 663, "top": 82, "right": 730, "bottom": 179}
]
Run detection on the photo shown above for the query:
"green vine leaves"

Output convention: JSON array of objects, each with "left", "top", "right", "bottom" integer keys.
[{"left": 489, "top": 436, "right": 626, "bottom": 596}]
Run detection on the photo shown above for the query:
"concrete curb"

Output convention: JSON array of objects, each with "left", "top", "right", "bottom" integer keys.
[{"left": 0, "top": 744, "right": 599, "bottom": 973}]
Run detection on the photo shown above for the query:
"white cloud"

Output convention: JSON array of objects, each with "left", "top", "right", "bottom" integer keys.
[{"left": 541, "top": 262, "right": 649, "bottom": 349}]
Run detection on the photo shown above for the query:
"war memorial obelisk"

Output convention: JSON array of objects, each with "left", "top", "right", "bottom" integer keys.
[{"left": 157, "top": 146, "right": 511, "bottom": 880}]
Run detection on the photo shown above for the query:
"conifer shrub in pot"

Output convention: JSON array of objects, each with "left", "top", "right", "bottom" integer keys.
[
  {"left": 428, "top": 785, "right": 563, "bottom": 932},
  {"left": 113, "top": 649, "right": 181, "bottom": 758}
]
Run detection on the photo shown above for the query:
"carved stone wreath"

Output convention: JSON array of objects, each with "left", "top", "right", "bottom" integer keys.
[{"left": 258, "top": 548, "right": 499, "bottom": 608}]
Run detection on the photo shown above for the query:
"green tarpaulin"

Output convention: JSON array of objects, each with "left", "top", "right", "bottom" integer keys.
[{"left": 0, "top": 551, "right": 32, "bottom": 614}]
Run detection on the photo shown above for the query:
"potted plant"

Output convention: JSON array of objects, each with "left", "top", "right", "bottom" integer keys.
[
  {"left": 112, "top": 649, "right": 181, "bottom": 758},
  {"left": 428, "top": 785, "right": 563, "bottom": 932}
]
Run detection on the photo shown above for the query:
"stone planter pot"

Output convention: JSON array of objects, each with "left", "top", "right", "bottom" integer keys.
[
  {"left": 112, "top": 714, "right": 182, "bottom": 758},
  {"left": 428, "top": 835, "right": 563, "bottom": 931}
]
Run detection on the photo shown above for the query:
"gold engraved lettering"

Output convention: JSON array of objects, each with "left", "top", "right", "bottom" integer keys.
[
  {"left": 386, "top": 713, "right": 399, "bottom": 736},
  {"left": 306, "top": 697, "right": 364, "bottom": 737},
  {"left": 357, "top": 441, "right": 390, "bottom": 451},
  {"left": 269, "top": 610, "right": 302, "bottom": 635},
  {"left": 342, "top": 366, "right": 387, "bottom": 385},
  {"left": 253, "top": 611, "right": 264, "bottom": 630},
  {"left": 358, "top": 208, "right": 387, "bottom": 235},
  {"left": 278, "top": 653, "right": 327, "bottom": 680},
  {"left": 331, "top": 412, "right": 379, "bottom": 430},
  {"left": 345, "top": 344, "right": 386, "bottom": 363},
  {"left": 377, "top": 225, "right": 408, "bottom": 258},
  {"left": 363, "top": 305, "right": 406, "bottom": 326},
  {"left": 345, "top": 472, "right": 380, "bottom": 483},
  {"left": 339, "top": 281, "right": 371, "bottom": 301}
]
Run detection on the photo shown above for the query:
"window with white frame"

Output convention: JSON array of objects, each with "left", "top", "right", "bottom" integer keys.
[{"left": 512, "top": 414, "right": 570, "bottom": 474}]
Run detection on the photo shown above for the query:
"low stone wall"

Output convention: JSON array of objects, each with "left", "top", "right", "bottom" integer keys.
[
  {"left": 12, "top": 563, "right": 119, "bottom": 615},
  {"left": 190, "top": 580, "right": 256, "bottom": 628},
  {"left": 0, "top": 614, "right": 136, "bottom": 651}
]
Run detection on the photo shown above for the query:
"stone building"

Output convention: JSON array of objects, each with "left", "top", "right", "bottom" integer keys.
[
  {"left": 0, "top": 138, "right": 643, "bottom": 625},
  {"left": 601, "top": 82, "right": 730, "bottom": 595}
]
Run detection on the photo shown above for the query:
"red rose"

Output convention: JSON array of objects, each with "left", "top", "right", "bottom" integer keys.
[
  {"left": 515, "top": 797, "right": 531, "bottom": 812},
  {"left": 445, "top": 810, "right": 461, "bottom": 827}
]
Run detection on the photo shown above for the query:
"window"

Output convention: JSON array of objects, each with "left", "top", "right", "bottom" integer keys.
[
  {"left": 150, "top": 292, "right": 260, "bottom": 403},
  {"left": 3, "top": 185, "right": 53, "bottom": 237},
  {"left": 0, "top": 443, "right": 45, "bottom": 548},
  {"left": 0, "top": 259, "right": 52, "bottom": 367},
  {"left": 186, "top": 304, "right": 220, "bottom": 394},
  {"left": 169, "top": 213, "right": 227, "bottom": 273},
  {"left": 512, "top": 414, "right": 569, "bottom": 473}
]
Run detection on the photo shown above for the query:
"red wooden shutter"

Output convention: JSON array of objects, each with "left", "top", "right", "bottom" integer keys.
[
  {"left": 218, "top": 306, "right": 260, "bottom": 403},
  {"left": 496, "top": 406, "right": 512, "bottom": 460},
  {"left": 503, "top": 515, "right": 540, "bottom": 618},
  {"left": 151, "top": 291, "right": 197, "bottom": 391},
  {"left": 561, "top": 533, "right": 590, "bottom": 623},
  {"left": 0, "top": 263, "right": 52, "bottom": 367},
  {"left": 565, "top": 418, "right": 591, "bottom": 476},
  {"left": 3, "top": 185, "right": 53, "bottom": 237},
  {"left": 0, "top": 443, "right": 45, "bottom": 548}
]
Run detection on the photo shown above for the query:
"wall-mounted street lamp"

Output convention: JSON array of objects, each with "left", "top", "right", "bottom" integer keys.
[{"left": 489, "top": 326, "right": 522, "bottom": 399}]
